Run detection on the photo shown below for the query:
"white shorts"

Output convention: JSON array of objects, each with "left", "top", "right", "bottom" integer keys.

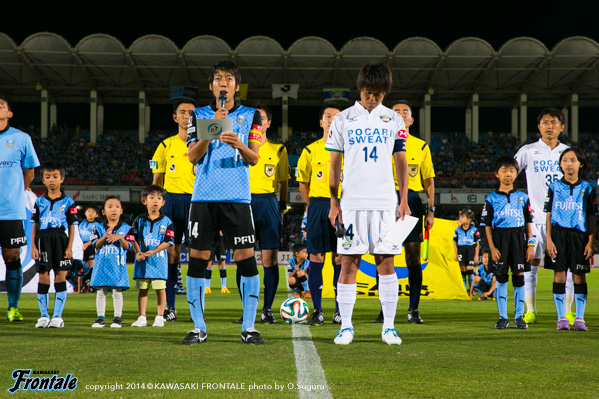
[
  {"left": 531, "top": 223, "right": 547, "bottom": 260},
  {"left": 337, "top": 209, "right": 402, "bottom": 255}
]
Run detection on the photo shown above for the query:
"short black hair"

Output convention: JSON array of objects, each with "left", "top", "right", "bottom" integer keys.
[
  {"left": 393, "top": 100, "right": 412, "bottom": 110},
  {"left": 142, "top": 184, "right": 166, "bottom": 199},
  {"left": 172, "top": 98, "right": 198, "bottom": 114},
  {"left": 252, "top": 103, "right": 272, "bottom": 121},
  {"left": 559, "top": 146, "right": 587, "bottom": 170},
  {"left": 292, "top": 243, "right": 307, "bottom": 254},
  {"left": 0, "top": 92, "right": 12, "bottom": 112},
  {"left": 494, "top": 155, "right": 519, "bottom": 173},
  {"left": 84, "top": 205, "right": 99, "bottom": 214},
  {"left": 356, "top": 62, "right": 392, "bottom": 94},
  {"left": 40, "top": 161, "right": 65, "bottom": 178},
  {"left": 319, "top": 102, "right": 344, "bottom": 119},
  {"left": 537, "top": 107, "right": 566, "bottom": 125},
  {"left": 209, "top": 60, "right": 240, "bottom": 86}
]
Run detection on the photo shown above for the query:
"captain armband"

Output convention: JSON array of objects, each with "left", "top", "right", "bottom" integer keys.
[{"left": 248, "top": 124, "right": 263, "bottom": 145}]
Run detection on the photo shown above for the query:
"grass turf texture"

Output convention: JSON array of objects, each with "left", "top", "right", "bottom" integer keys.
[{"left": 1, "top": 266, "right": 598, "bottom": 398}]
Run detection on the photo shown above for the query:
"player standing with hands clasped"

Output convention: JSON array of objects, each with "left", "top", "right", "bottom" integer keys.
[{"left": 327, "top": 62, "right": 410, "bottom": 345}]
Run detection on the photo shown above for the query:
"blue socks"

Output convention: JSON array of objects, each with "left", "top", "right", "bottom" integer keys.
[
  {"left": 37, "top": 283, "right": 50, "bottom": 318},
  {"left": 574, "top": 283, "right": 587, "bottom": 320},
  {"left": 52, "top": 282, "right": 67, "bottom": 319},
  {"left": 553, "top": 282, "right": 566, "bottom": 320},
  {"left": 186, "top": 276, "right": 206, "bottom": 331},
  {"left": 166, "top": 263, "right": 178, "bottom": 310},
  {"left": 308, "top": 261, "right": 324, "bottom": 312},
  {"left": 241, "top": 275, "right": 260, "bottom": 332},
  {"left": 220, "top": 268, "right": 227, "bottom": 289},
  {"left": 5, "top": 267, "right": 22, "bottom": 309},
  {"left": 496, "top": 281, "right": 508, "bottom": 320}
]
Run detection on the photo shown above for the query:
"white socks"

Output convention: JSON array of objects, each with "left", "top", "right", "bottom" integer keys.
[
  {"left": 378, "top": 273, "right": 399, "bottom": 331},
  {"left": 337, "top": 283, "right": 357, "bottom": 330}
]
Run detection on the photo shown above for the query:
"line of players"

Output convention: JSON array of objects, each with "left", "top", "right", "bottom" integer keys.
[{"left": 1, "top": 64, "right": 594, "bottom": 343}]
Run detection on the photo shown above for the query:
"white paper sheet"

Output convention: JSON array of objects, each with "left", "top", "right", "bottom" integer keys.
[{"left": 383, "top": 215, "right": 419, "bottom": 246}]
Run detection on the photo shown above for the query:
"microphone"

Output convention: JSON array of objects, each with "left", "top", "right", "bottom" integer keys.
[
  {"left": 218, "top": 92, "right": 227, "bottom": 109},
  {"left": 335, "top": 220, "right": 346, "bottom": 238}
]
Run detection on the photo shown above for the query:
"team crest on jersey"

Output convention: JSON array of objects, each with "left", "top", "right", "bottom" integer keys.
[
  {"left": 159, "top": 225, "right": 167, "bottom": 234},
  {"left": 264, "top": 164, "right": 275, "bottom": 177},
  {"left": 6, "top": 140, "right": 14, "bottom": 148},
  {"left": 379, "top": 115, "right": 392, "bottom": 123},
  {"left": 408, "top": 164, "right": 418, "bottom": 177},
  {"left": 342, "top": 241, "right": 352, "bottom": 249},
  {"left": 237, "top": 115, "right": 246, "bottom": 125},
  {"left": 60, "top": 205, "right": 66, "bottom": 213},
  {"left": 316, "top": 171, "right": 323, "bottom": 180}
]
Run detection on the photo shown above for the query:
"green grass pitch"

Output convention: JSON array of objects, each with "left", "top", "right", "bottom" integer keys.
[{"left": 1, "top": 266, "right": 598, "bottom": 398}]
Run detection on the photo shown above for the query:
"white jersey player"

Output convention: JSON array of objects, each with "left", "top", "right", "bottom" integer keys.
[
  {"left": 514, "top": 107, "right": 573, "bottom": 325},
  {"left": 327, "top": 62, "right": 410, "bottom": 346}
]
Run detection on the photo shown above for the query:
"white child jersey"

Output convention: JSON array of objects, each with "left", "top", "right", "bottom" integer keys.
[
  {"left": 514, "top": 138, "right": 569, "bottom": 225},
  {"left": 325, "top": 101, "right": 407, "bottom": 211}
]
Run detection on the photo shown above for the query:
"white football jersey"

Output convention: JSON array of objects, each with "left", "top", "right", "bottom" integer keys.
[
  {"left": 514, "top": 138, "right": 569, "bottom": 225},
  {"left": 325, "top": 101, "right": 407, "bottom": 211}
]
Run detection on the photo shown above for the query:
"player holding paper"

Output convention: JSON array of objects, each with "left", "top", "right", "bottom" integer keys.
[{"left": 327, "top": 62, "right": 410, "bottom": 345}]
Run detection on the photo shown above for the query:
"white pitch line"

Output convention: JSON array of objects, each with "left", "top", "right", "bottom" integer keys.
[{"left": 292, "top": 318, "right": 333, "bottom": 398}]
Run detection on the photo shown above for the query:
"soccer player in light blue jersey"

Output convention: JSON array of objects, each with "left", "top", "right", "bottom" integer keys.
[
  {"left": 0, "top": 94, "right": 40, "bottom": 322},
  {"left": 545, "top": 147, "right": 596, "bottom": 331},
  {"left": 183, "top": 61, "right": 264, "bottom": 345},
  {"left": 481, "top": 156, "right": 535, "bottom": 330}
]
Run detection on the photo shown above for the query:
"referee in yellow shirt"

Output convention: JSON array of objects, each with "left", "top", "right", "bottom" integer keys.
[
  {"left": 375, "top": 100, "right": 435, "bottom": 324},
  {"left": 296, "top": 103, "right": 344, "bottom": 325},
  {"left": 150, "top": 98, "right": 198, "bottom": 321},
  {"left": 248, "top": 104, "right": 290, "bottom": 324}
]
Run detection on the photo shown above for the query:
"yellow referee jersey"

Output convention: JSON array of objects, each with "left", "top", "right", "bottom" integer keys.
[
  {"left": 150, "top": 134, "right": 195, "bottom": 194},
  {"left": 296, "top": 138, "right": 342, "bottom": 198},
  {"left": 250, "top": 139, "right": 290, "bottom": 194},
  {"left": 393, "top": 134, "right": 435, "bottom": 192}
]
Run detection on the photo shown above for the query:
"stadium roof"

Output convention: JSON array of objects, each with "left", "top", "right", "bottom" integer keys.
[{"left": 2, "top": 32, "right": 599, "bottom": 108}]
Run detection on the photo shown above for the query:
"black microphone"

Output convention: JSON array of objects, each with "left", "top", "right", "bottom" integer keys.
[
  {"left": 335, "top": 220, "right": 346, "bottom": 238},
  {"left": 218, "top": 92, "right": 227, "bottom": 109}
]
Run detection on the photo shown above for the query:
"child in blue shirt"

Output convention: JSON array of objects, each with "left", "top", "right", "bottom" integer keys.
[
  {"left": 31, "top": 162, "right": 78, "bottom": 328},
  {"left": 90, "top": 196, "right": 134, "bottom": 328},
  {"left": 481, "top": 156, "right": 535, "bottom": 330},
  {"left": 453, "top": 207, "right": 481, "bottom": 291},
  {"left": 545, "top": 147, "right": 597, "bottom": 331},
  {"left": 130, "top": 186, "right": 175, "bottom": 327},
  {"left": 287, "top": 243, "right": 310, "bottom": 298},
  {"left": 469, "top": 249, "right": 496, "bottom": 300}
]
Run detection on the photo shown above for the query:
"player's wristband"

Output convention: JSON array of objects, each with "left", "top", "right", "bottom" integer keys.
[
  {"left": 279, "top": 200, "right": 287, "bottom": 211},
  {"left": 527, "top": 238, "right": 536, "bottom": 247}
]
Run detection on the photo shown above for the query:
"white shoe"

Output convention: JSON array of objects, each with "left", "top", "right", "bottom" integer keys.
[
  {"left": 36, "top": 316, "right": 50, "bottom": 328},
  {"left": 131, "top": 316, "right": 147, "bottom": 327},
  {"left": 48, "top": 317, "right": 64, "bottom": 328},
  {"left": 153, "top": 315, "right": 165, "bottom": 327},
  {"left": 381, "top": 328, "right": 402, "bottom": 345},
  {"left": 334, "top": 328, "right": 354, "bottom": 345}
]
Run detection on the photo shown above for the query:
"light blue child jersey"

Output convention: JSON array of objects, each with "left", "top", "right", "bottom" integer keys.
[
  {"left": 453, "top": 224, "right": 480, "bottom": 247},
  {"left": 187, "top": 104, "right": 260, "bottom": 204},
  {"left": 0, "top": 126, "right": 40, "bottom": 220},
  {"left": 544, "top": 178, "right": 597, "bottom": 232},
  {"left": 475, "top": 263, "right": 495, "bottom": 286},
  {"left": 287, "top": 257, "right": 310, "bottom": 275},
  {"left": 90, "top": 222, "right": 134, "bottom": 289},
  {"left": 481, "top": 189, "right": 533, "bottom": 229},
  {"left": 79, "top": 220, "right": 101, "bottom": 243},
  {"left": 131, "top": 213, "right": 175, "bottom": 280},
  {"left": 32, "top": 194, "right": 78, "bottom": 231}
]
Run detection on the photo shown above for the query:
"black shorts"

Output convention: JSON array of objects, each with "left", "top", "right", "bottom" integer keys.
[
  {"left": 397, "top": 190, "right": 424, "bottom": 243},
  {"left": 457, "top": 245, "right": 476, "bottom": 266},
  {"left": 83, "top": 244, "right": 96, "bottom": 262},
  {"left": 306, "top": 198, "right": 337, "bottom": 254},
  {"left": 545, "top": 225, "right": 591, "bottom": 274},
  {"left": 162, "top": 192, "right": 192, "bottom": 246},
  {"left": 0, "top": 220, "right": 27, "bottom": 248},
  {"left": 36, "top": 229, "right": 73, "bottom": 273},
  {"left": 490, "top": 227, "right": 530, "bottom": 274},
  {"left": 210, "top": 235, "right": 227, "bottom": 262},
  {"left": 188, "top": 202, "right": 256, "bottom": 251}
]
